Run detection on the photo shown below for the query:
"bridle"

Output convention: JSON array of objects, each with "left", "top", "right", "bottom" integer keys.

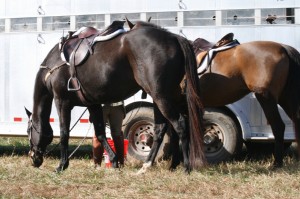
[{"left": 27, "top": 118, "right": 50, "bottom": 156}]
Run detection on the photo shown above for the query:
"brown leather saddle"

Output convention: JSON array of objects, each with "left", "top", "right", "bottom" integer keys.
[
  {"left": 192, "top": 33, "right": 234, "bottom": 55},
  {"left": 61, "top": 20, "right": 126, "bottom": 67},
  {"left": 59, "top": 20, "right": 126, "bottom": 105},
  {"left": 61, "top": 27, "right": 100, "bottom": 66}
]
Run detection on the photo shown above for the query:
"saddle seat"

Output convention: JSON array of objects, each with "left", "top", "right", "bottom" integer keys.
[
  {"left": 193, "top": 33, "right": 240, "bottom": 75},
  {"left": 192, "top": 33, "right": 234, "bottom": 55}
]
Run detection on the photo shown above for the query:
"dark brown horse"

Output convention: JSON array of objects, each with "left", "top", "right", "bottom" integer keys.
[
  {"left": 193, "top": 37, "right": 300, "bottom": 167},
  {"left": 25, "top": 21, "right": 205, "bottom": 173}
]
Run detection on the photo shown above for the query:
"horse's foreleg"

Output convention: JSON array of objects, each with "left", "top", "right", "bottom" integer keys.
[
  {"left": 88, "top": 106, "right": 118, "bottom": 168},
  {"left": 255, "top": 93, "right": 285, "bottom": 168},
  {"left": 56, "top": 129, "right": 70, "bottom": 172},
  {"left": 55, "top": 100, "right": 71, "bottom": 172}
]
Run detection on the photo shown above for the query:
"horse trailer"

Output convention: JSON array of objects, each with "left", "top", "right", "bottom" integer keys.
[{"left": 0, "top": 0, "right": 299, "bottom": 163}]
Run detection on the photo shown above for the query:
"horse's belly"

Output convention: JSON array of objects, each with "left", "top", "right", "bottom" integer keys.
[{"left": 199, "top": 74, "right": 249, "bottom": 107}]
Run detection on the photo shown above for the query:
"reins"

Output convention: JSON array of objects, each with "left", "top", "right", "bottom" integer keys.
[{"left": 44, "top": 108, "right": 89, "bottom": 157}]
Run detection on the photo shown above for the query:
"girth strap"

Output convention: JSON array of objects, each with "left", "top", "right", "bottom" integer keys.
[{"left": 69, "top": 77, "right": 91, "bottom": 106}]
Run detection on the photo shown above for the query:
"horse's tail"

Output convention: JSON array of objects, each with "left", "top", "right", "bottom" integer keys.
[
  {"left": 177, "top": 36, "right": 207, "bottom": 169},
  {"left": 282, "top": 44, "right": 300, "bottom": 153}
]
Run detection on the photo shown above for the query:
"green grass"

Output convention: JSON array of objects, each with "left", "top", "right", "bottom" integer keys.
[{"left": 0, "top": 137, "right": 299, "bottom": 199}]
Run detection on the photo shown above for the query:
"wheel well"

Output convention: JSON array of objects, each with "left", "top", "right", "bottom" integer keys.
[{"left": 125, "top": 101, "right": 153, "bottom": 113}]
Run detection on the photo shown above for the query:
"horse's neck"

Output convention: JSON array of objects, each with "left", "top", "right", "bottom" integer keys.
[{"left": 32, "top": 77, "right": 53, "bottom": 130}]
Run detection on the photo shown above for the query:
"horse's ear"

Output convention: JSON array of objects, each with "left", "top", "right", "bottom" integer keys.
[
  {"left": 125, "top": 17, "right": 135, "bottom": 30},
  {"left": 24, "top": 107, "right": 32, "bottom": 118},
  {"left": 147, "top": 17, "right": 152, "bottom": 22}
]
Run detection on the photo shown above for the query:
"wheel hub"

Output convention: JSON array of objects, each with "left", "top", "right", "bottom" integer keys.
[
  {"left": 128, "top": 121, "right": 154, "bottom": 156},
  {"left": 203, "top": 124, "right": 224, "bottom": 154}
]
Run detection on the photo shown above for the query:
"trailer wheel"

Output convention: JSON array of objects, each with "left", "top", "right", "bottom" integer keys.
[
  {"left": 203, "top": 108, "right": 243, "bottom": 164},
  {"left": 123, "top": 107, "right": 170, "bottom": 161}
]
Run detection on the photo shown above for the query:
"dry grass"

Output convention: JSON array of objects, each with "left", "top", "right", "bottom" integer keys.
[{"left": 0, "top": 138, "right": 299, "bottom": 199}]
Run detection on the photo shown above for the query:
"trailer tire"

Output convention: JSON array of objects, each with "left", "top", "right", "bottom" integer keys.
[
  {"left": 203, "top": 108, "right": 243, "bottom": 164},
  {"left": 122, "top": 107, "right": 170, "bottom": 161}
]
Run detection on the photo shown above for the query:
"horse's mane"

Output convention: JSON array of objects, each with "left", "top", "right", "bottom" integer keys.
[
  {"left": 133, "top": 21, "right": 169, "bottom": 33},
  {"left": 40, "top": 44, "right": 62, "bottom": 68}
]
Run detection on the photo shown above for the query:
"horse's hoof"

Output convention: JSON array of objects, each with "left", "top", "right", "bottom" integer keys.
[
  {"left": 55, "top": 167, "right": 63, "bottom": 173},
  {"left": 184, "top": 165, "right": 192, "bottom": 174},
  {"left": 270, "top": 162, "right": 283, "bottom": 170},
  {"left": 112, "top": 161, "right": 119, "bottom": 168},
  {"left": 136, "top": 167, "right": 147, "bottom": 175},
  {"left": 185, "top": 168, "right": 191, "bottom": 174},
  {"left": 169, "top": 164, "right": 178, "bottom": 172},
  {"left": 136, "top": 161, "right": 152, "bottom": 175}
]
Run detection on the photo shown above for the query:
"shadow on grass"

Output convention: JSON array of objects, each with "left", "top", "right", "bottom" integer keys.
[
  {"left": 0, "top": 137, "right": 298, "bottom": 164},
  {"left": 0, "top": 142, "right": 93, "bottom": 159},
  {"left": 233, "top": 142, "right": 299, "bottom": 163}
]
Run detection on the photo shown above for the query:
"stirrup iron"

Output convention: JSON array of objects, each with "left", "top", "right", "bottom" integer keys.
[{"left": 67, "top": 77, "right": 81, "bottom": 91}]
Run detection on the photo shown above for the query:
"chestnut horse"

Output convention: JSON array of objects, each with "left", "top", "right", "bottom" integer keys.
[
  {"left": 25, "top": 21, "right": 205, "bottom": 173},
  {"left": 193, "top": 37, "right": 300, "bottom": 167}
]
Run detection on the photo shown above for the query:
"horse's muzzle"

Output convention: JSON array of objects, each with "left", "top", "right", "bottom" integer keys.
[{"left": 29, "top": 150, "right": 44, "bottom": 168}]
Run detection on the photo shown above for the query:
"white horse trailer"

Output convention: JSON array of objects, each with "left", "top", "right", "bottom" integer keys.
[{"left": 0, "top": 0, "right": 299, "bottom": 163}]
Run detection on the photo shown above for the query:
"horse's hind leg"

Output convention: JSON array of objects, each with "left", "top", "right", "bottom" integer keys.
[
  {"left": 255, "top": 93, "right": 285, "bottom": 167},
  {"left": 138, "top": 103, "right": 168, "bottom": 174},
  {"left": 138, "top": 101, "right": 191, "bottom": 174},
  {"left": 88, "top": 106, "right": 118, "bottom": 168},
  {"left": 169, "top": 127, "right": 181, "bottom": 170}
]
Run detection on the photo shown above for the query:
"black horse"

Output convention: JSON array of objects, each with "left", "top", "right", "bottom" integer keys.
[{"left": 26, "top": 21, "right": 206, "bottom": 173}]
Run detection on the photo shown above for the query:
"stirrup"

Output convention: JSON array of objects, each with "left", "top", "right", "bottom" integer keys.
[{"left": 67, "top": 77, "right": 81, "bottom": 91}]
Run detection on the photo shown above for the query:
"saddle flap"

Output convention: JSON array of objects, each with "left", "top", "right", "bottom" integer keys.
[{"left": 68, "top": 38, "right": 92, "bottom": 66}]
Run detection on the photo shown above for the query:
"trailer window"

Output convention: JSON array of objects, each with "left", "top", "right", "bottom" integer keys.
[
  {"left": 222, "top": 9, "right": 254, "bottom": 25},
  {"left": 76, "top": 15, "right": 105, "bottom": 30},
  {"left": 261, "top": 8, "right": 294, "bottom": 24},
  {"left": 111, "top": 13, "right": 140, "bottom": 29},
  {"left": 0, "top": 19, "right": 4, "bottom": 32},
  {"left": 184, "top": 10, "right": 216, "bottom": 26},
  {"left": 11, "top": 17, "right": 37, "bottom": 32},
  {"left": 146, "top": 12, "right": 177, "bottom": 27},
  {"left": 42, "top": 16, "right": 70, "bottom": 31}
]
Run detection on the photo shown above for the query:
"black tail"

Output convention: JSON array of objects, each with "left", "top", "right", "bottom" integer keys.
[
  {"left": 177, "top": 36, "right": 207, "bottom": 169},
  {"left": 282, "top": 44, "right": 300, "bottom": 154}
]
